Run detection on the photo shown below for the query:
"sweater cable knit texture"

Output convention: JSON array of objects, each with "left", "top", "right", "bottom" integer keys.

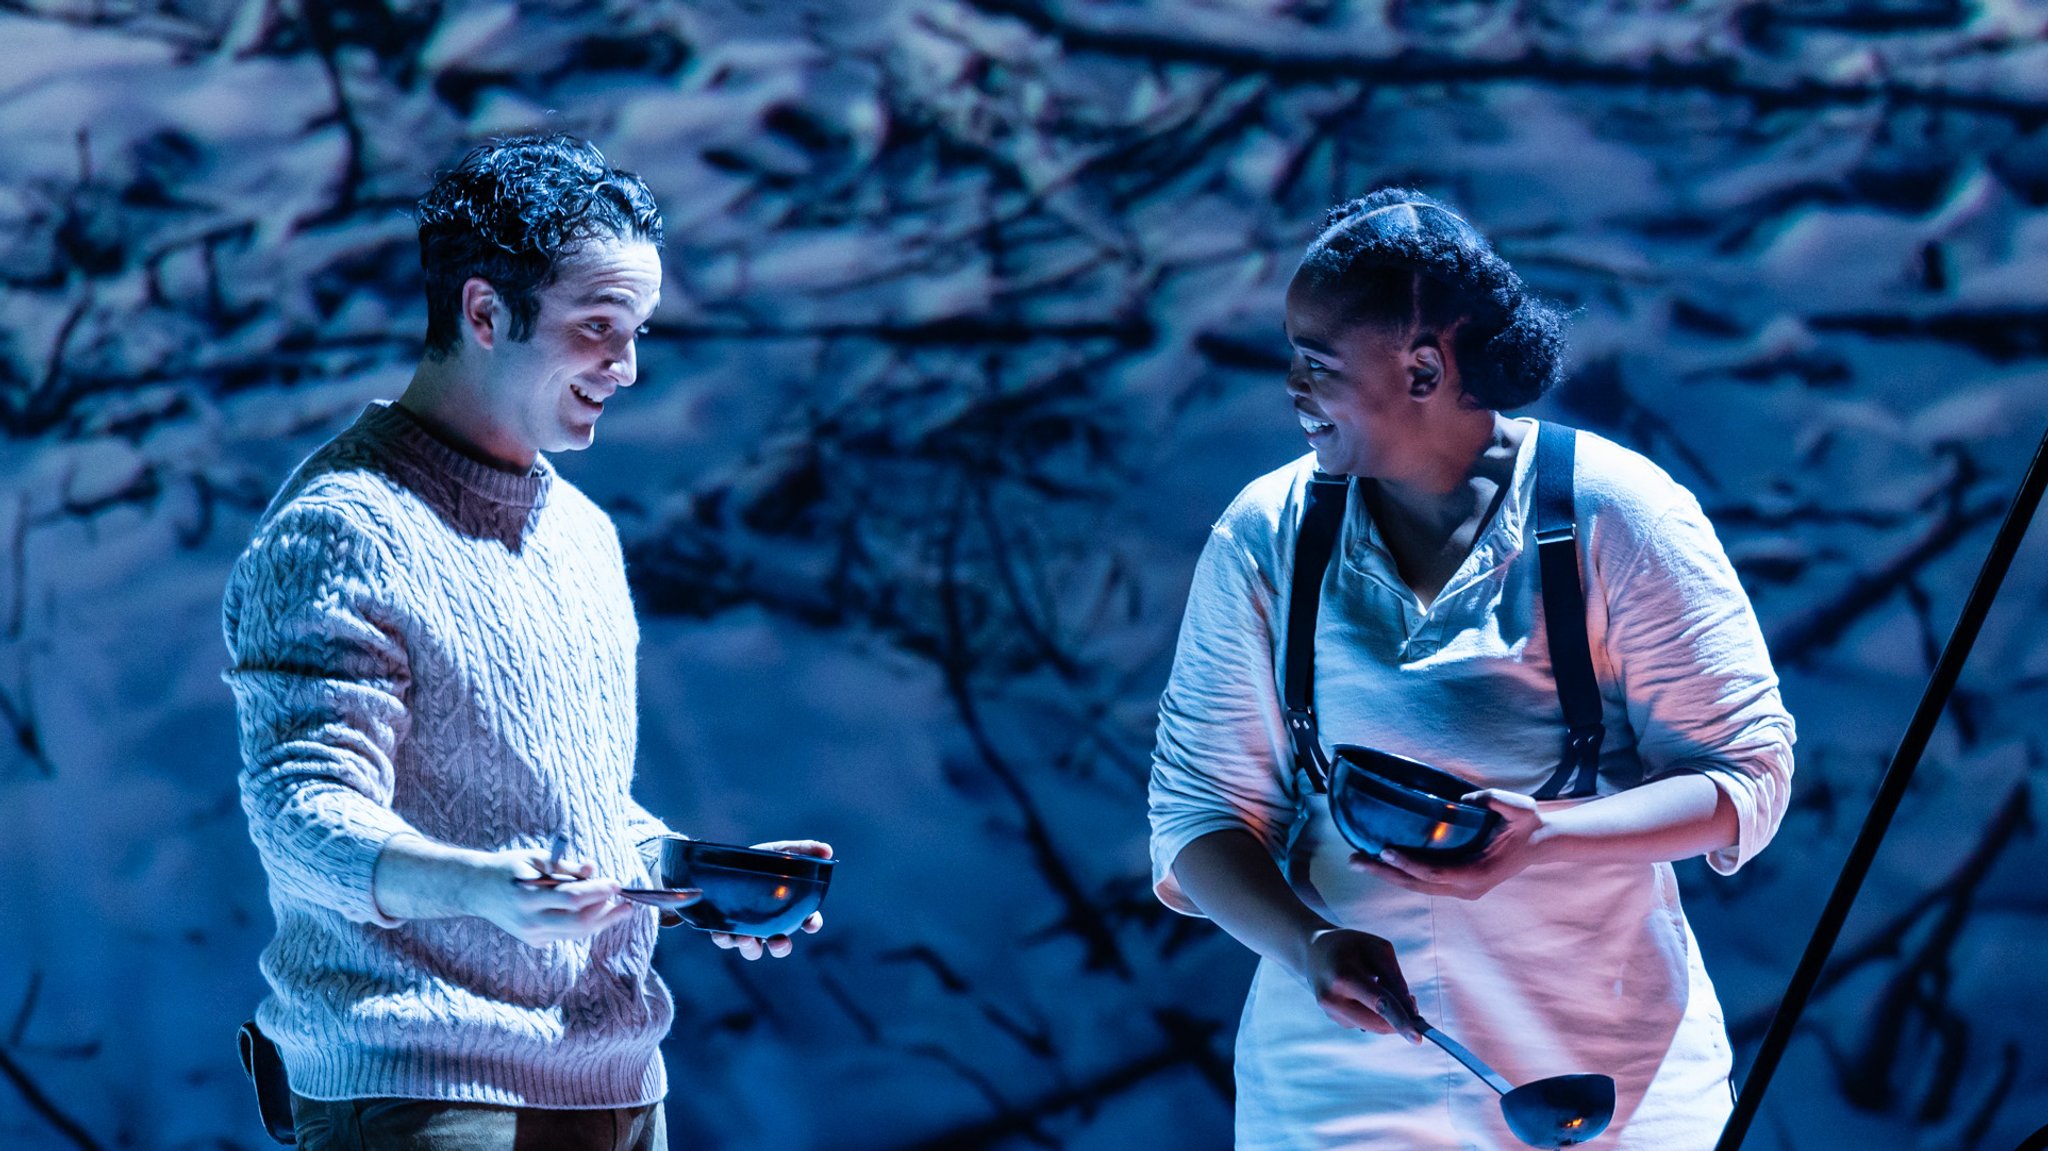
[{"left": 223, "top": 401, "right": 672, "bottom": 1108}]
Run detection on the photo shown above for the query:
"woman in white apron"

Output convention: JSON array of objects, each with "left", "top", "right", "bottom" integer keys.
[{"left": 1148, "top": 190, "right": 1795, "bottom": 1150}]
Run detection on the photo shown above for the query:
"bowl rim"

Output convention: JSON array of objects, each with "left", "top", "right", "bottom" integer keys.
[
  {"left": 1339, "top": 769, "right": 1495, "bottom": 831},
  {"left": 1330, "top": 745, "right": 1496, "bottom": 831},
  {"left": 650, "top": 836, "right": 839, "bottom": 877}
]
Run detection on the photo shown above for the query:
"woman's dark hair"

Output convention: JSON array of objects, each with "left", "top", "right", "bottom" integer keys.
[
  {"left": 1300, "top": 188, "right": 1566, "bottom": 410},
  {"left": 416, "top": 133, "right": 664, "bottom": 358}
]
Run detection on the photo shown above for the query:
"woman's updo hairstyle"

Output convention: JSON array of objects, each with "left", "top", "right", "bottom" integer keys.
[{"left": 1300, "top": 188, "right": 1567, "bottom": 411}]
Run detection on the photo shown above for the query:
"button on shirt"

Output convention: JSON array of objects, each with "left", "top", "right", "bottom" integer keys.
[{"left": 1148, "top": 421, "right": 1794, "bottom": 1150}]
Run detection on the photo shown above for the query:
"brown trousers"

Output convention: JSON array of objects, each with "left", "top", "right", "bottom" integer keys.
[{"left": 289, "top": 1094, "right": 667, "bottom": 1151}]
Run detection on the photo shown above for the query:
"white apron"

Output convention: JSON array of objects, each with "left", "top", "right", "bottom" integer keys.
[{"left": 1149, "top": 423, "right": 1795, "bottom": 1150}]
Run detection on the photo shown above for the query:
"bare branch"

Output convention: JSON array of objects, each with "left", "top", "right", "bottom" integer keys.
[
  {"left": 644, "top": 315, "right": 1154, "bottom": 349},
  {"left": 1769, "top": 485, "right": 2008, "bottom": 667},
  {"left": 1730, "top": 778, "right": 2033, "bottom": 1050},
  {"left": 0, "top": 681, "right": 52, "bottom": 778},
  {"left": 960, "top": 0, "right": 2048, "bottom": 125},
  {"left": 935, "top": 480, "right": 1129, "bottom": 976},
  {"left": 1808, "top": 307, "right": 2048, "bottom": 364},
  {"left": 0, "top": 1052, "right": 101, "bottom": 1151},
  {"left": 879, "top": 1010, "right": 1226, "bottom": 1151}
]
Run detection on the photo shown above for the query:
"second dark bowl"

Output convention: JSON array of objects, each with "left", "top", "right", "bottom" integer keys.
[
  {"left": 1328, "top": 745, "right": 1499, "bottom": 861},
  {"left": 654, "top": 838, "right": 836, "bottom": 938}
]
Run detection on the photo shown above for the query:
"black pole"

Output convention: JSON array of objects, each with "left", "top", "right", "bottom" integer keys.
[{"left": 1715, "top": 424, "right": 2048, "bottom": 1151}]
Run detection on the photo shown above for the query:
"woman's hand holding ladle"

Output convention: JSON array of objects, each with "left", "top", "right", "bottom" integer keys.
[{"left": 1302, "top": 927, "right": 1424, "bottom": 1041}]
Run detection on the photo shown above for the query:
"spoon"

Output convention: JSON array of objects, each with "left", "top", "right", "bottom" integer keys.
[
  {"left": 1380, "top": 996, "right": 1616, "bottom": 1148},
  {"left": 517, "top": 874, "right": 703, "bottom": 908},
  {"left": 618, "top": 887, "right": 702, "bottom": 908},
  {"left": 518, "top": 832, "right": 703, "bottom": 908}
]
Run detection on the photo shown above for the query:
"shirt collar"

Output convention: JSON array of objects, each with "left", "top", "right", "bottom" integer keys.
[{"left": 1344, "top": 417, "right": 1540, "bottom": 597}]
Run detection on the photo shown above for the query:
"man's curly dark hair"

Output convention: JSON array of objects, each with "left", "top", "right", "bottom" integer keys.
[
  {"left": 416, "top": 133, "right": 664, "bottom": 358},
  {"left": 1299, "top": 188, "right": 1567, "bottom": 411}
]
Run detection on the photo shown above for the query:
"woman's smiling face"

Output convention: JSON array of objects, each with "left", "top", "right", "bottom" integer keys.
[{"left": 1283, "top": 267, "right": 1446, "bottom": 479}]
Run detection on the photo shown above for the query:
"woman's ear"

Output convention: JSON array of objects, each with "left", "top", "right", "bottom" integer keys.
[
  {"left": 1408, "top": 341, "right": 1444, "bottom": 398},
  {"left": 1408, "top": 318, "right": 1464, "bottom": 399}
]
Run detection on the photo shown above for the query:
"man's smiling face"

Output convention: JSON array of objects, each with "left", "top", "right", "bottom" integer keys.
[{"left": 484, "top": 234, "right": 663, "bottom": 461}]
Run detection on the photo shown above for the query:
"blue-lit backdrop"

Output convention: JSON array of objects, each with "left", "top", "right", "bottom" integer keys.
[{"left": 4, "top": 2, "right": 2048, "bottom": 1148}]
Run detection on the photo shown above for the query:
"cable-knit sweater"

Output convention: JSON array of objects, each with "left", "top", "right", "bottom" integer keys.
[{"left": 223, "top": 401, "right": 673, "bottom": 1107}]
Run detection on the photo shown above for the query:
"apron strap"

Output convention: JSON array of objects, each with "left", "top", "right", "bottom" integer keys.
[
  {"left": 1283, "top": 472, "right": 1349, "bottom": 793},
  {"left": 1532, "top": 423, "right": 1605, "bottom": 800}
]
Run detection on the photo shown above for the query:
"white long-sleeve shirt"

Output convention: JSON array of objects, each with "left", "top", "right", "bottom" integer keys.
[
  {"left": 1149, "top": 420, "right": 1794, "bottom": 1150},
  {"left": 223, "top": 402, "right": 674, "bottom": 1108}
]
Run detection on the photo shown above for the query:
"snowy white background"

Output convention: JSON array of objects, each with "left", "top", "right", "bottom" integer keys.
[{"left": 3, "top": 1, "right": 2048, "bottom": 1148}]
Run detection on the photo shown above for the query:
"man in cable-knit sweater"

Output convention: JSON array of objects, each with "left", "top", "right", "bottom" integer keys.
[{"left": 223, "top": 134, "right": 828, "bottom": 1151}]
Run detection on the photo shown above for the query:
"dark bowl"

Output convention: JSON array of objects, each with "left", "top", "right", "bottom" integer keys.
[
  {"left": 654, "top": 838, "right": 836, "bottom": 938},
  {"left": 1328, "top": 745, "right": 1500, "bottom": 861}
]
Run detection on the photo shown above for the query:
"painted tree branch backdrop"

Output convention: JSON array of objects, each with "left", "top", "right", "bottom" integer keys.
[{"left": 2, "top": 1, "right": 2047, "bottom": 1148}]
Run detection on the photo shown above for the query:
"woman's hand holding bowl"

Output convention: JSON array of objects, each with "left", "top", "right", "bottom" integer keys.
[{"left": 1354, "top": 788, "right": 1546, "bottom": 901}]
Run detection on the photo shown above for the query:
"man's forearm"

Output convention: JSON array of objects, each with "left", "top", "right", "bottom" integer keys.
[
  {"left": 371, "top": 832, "right": 638, "bottom": 945},
  {"left": 370, "top": 833, "right": 496, "bottom": 922},
  {"left": 1171, "top": 828, "right": 1332, "bottom": 980}
]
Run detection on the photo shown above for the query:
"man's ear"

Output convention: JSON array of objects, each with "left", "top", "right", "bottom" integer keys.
[{"left": 461, "top": 277, "right": 499, "bottom": 351}]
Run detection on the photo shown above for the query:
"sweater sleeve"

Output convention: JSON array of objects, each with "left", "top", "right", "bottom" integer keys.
[
  {"left": 223, "top": 499, "right": 420, "bottom": 927},
  {"left": 1148, "top": 524, "right": 1298, "bottom": 916},
  {"left": 1604, "top": 494, "right": 1796, "bottom": 875},
  {"left": 625, "top": 798, "right": 675, "bottom": 880}
]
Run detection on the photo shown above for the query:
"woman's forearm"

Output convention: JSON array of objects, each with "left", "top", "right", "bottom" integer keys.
[
  {"left": 1529, "top": 770, "right": 1739, "bottom": 866},
  {"left": 1172, "top": 828, "right": 1333, "bottom": 979}
]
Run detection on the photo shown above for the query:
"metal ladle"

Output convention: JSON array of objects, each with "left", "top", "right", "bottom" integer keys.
[{"left": 1381, "top": 996, "right": 1615, "bottom": 1148}]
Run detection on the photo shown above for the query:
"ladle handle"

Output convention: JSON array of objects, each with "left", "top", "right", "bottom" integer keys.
[
  {"left": 1374, "top": 994, "right": 1514, "bottom": 1097},
  {"left": 1422, "top": 1026, "right": 1516, "bottom": 1098}
]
